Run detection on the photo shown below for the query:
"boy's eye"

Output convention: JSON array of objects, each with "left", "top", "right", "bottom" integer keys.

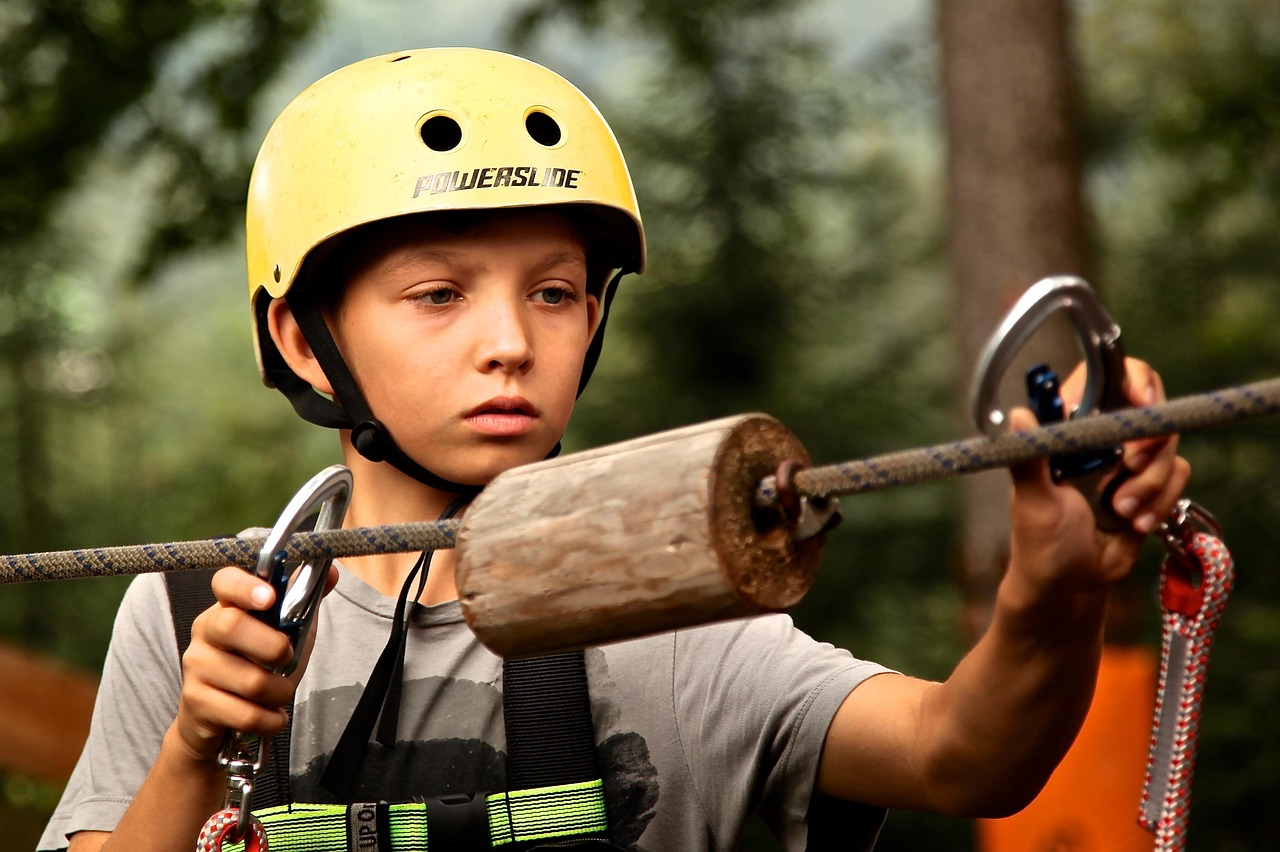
[
  {"left": 535, "top": 286, "right": 576, "bottom": 305},
  {"left": 417, "top": 286, "right": 455, "bottom": 305}
]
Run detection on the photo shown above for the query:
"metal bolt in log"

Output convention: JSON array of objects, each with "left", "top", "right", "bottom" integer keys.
[{"left": 456, "top": 414, "right": 824, "bottom": 657}]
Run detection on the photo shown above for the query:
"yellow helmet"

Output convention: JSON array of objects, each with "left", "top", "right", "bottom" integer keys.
[
  {"left": 245, "top": 48, "right": 645, "bottom": 491},
  {"left": 247, "top": 47, "right": 645, "bottom": 373}
]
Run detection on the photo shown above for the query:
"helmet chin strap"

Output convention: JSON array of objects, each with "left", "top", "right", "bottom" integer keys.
[{"left": 280, "top": 268, "right": 627, "bottom": 493}]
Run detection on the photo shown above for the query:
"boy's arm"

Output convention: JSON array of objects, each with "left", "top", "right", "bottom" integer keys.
[
  {"left": 815, "top": 358, "right": 1190, "bottom": 817},
  {"left": 69, "top": 567, "right": 319, "bottom": 852}
]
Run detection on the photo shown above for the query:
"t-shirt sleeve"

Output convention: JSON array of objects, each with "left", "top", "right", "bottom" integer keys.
[
  {"left": 672, "top": 614, "right": 892, "bottom": 849},
  {"left": 38, "top": 573, "right": 185, "bottom": 851}
]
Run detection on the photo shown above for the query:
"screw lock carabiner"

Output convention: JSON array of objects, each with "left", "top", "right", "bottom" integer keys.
[{"left": 970, "top": 276, "right": 1130, "bottom": 530}]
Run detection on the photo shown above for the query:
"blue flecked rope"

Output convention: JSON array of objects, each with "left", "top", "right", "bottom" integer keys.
[{"left": 4, "top": 377, "right": 1278, "bottom": 585}]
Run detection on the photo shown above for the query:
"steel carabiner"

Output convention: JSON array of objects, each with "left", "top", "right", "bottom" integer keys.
[
  {"left": 970, "top": 276, "right": 1130, "bottom": 529},
  {"left": 251, "top": 463, "right": 353, "bottom": 675}
]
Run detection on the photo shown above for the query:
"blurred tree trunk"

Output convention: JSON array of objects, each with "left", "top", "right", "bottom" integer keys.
[{"left": 937, "top": 0, "right": 1092, "bottom": 636}]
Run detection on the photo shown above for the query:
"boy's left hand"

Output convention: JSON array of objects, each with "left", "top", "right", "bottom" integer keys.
[{"left": 1003, "top": 357, "right": 1192, "bottom": 607}]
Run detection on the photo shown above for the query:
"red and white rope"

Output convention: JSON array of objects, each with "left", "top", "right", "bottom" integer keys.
[
  {"left": 1139, "top": 530, "right": 1234, "bottom": 852},
  {"left": 196, "top": 807, "right": 267, "bottom": 852}
]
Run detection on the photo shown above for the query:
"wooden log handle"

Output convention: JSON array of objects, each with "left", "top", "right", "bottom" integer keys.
[{"left": 456, "top": 414, "right": 823, "bottom": 657}]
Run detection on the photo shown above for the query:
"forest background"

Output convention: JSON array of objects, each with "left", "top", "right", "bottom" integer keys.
[{"left": 2, "top": 0, "right": 1279, "bottom": 849}]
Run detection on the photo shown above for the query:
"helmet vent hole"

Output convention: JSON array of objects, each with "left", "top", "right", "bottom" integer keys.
[
  {"left": 420, "top": 115, "right": 463, "bottom": 152},
  {"left": 525, "top": 111, "right": 562, "bottom": 147}
]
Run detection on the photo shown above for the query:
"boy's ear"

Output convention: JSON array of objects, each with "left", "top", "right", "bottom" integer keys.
[{"left": 266, "top": 298, "right": 336, "bottom": 397}]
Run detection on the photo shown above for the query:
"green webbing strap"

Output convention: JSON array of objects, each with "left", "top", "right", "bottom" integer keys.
[
  {"left": 486, "top": 780, "right": 609, "bottom": 846},
  {"left": 218, "top": 780, "right": 608, "bottom": 852}
]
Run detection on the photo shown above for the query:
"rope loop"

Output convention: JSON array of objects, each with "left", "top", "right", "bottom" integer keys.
[
  {"left": 196, "top": 807, "right": 267, "bottom": 852},
  {"left": 1139, "top": 513, "right": 1234, "bottom": 852}
]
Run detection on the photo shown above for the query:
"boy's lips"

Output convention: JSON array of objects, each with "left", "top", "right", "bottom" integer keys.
[{"left": 463, "top": 396, "right": 540, "bottom": 436}]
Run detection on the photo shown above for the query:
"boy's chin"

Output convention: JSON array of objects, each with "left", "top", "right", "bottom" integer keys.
[{"left": 417, "top": 443, "right": 559, "bottom": 488}]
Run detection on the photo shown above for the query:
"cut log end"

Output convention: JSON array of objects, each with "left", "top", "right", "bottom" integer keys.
[{"left": 457, "top": 414, "right": 824, "bottom": 657}]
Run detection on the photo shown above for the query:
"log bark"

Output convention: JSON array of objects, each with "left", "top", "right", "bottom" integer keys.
[{"left": 456, "top": 414, "right": 824, "bottom": 657}]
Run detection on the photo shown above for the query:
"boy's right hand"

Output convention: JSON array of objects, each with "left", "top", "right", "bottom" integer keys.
[{"left": 171, "top": 564, "right": 337, "bottom": 763}]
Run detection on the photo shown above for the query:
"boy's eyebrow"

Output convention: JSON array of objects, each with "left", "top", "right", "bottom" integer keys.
[{"left": 532, "top": 250, "right": 589, "bottom": 273}]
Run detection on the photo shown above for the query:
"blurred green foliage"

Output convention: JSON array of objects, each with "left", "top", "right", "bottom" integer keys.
[{"left": 1, "top": 0, "right": 1278, "bottom": 849}]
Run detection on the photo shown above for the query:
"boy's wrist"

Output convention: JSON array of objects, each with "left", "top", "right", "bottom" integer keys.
[
  {"left": 994, "top": 564, "right": 1110, "bottom": 646},
  {"left": 161, "top": 722, "right": 227, "bottom": 775}
]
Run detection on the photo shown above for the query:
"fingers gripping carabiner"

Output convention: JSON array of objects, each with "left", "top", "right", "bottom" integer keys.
[
  {"left": 201, "top": 465, "right": 353, "bottom": 851},
  {"left": 970, "top": 276, "right": 1130, "bottom": 530}
]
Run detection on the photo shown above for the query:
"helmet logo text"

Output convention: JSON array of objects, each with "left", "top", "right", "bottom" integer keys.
[{"left": 413, "top": 166, "right": 582, "bottom": 198}]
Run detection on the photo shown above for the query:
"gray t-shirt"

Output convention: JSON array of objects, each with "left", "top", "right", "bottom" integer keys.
[{"left": 41, "top": 569, "right": 890, "bottom": 851}]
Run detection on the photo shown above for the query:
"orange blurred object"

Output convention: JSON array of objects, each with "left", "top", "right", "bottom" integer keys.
[
  {"left": 0, "top": 642, "right": 97, "bottom": 782},
  {"left": 978, "top": 644, "right": 1158, "bottom": 852}
]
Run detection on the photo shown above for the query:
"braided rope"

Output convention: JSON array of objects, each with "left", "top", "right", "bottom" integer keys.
[
  {"left": 196, "top": 807, "right": 267, "bottom": 852},
  {"left": 756, "top": 376, "right": 1280, "bottom": 504},
  {"left": 1139, "top": 531, "right": 1233, "bottom": 851},
  {"left": 0, "top": 523, "right": 459, "bottom": 585},
  {"left": 3, "top": 377, "right": 1278, "bottom": 585}
]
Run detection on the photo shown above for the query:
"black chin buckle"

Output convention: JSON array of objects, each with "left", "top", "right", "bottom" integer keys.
[{"left": 351, "top": 419, "right": 390, "bottom": 463}]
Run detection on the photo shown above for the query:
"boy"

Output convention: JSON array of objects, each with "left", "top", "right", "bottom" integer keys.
[{"left": 41, "top": 48, "right": 1189, "bottom": 851}]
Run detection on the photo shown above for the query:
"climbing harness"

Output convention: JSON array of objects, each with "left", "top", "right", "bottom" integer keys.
[
  {"left": 197, "top": 465, "right": 352, "bottom": 852},
  {"left": 176, "top": 469, "right": 614, "bottom": 851},
  {"left": 969, "top": 275, "right": 1131, "bottom": 529},
  {"left": 1139, "top": 499, "right": 1234, "bottom": 852}
]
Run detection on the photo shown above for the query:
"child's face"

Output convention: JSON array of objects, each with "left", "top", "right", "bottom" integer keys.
[{"left": 325, "top": 210, "right": 601, "bottom": 485}]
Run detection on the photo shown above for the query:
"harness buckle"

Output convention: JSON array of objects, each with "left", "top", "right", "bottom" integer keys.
[{"left": 425, "top": 792, "right": 492, "bottom": 851}]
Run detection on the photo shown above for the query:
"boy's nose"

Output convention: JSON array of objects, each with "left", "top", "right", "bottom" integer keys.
[{"left": 476, "top": 300, "right": 533, "bottom": 373}]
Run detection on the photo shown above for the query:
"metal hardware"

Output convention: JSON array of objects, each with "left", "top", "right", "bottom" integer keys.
[
  {"left": 774, "top": 458, "right": 842, "bottom": 542},
  {"left": 970, "top": 276, "right": 1130, "bottom": 530},
  {"left": 209, "top": 464, "right": 353, "bottom": 842},
  {"left": 972, "top": 276, "right": 1127, "bottom": 436},
  {"left": 251, "top": 464, "right": 353, "bottom": 675}
]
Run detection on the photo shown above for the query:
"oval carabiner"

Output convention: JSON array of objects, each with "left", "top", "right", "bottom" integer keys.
[
  {"left": 253, "top": 464, "right": 353, "bottom": 675},
  {"left": 971, "top": 276, "right": 1127, "bottom": 437}
]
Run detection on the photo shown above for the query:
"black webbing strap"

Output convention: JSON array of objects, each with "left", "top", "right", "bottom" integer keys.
[
  {"left": 165, "top": 568, "right": 293, "bottom": 811},
  {"left": 575, "top": 268, "right": 626, "bottom": 398},
  {"left": 503, "top": 652, "right": 598, "bottom": 789}
]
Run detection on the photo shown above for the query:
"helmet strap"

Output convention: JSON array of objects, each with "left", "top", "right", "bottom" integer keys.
[
  {"left": 285, "top": 293, "right": 483, "bottom": 496},
  {"left": 577, "top": 268, "right": 628, "bottom": 397}
]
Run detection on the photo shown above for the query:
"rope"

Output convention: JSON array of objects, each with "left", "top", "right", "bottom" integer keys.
[
  {"left": 755, "top": 376, "right": 1280, "bottom": 504},
  {"left": 0, "top": 523, "right": 459, "bottom": 585},
  {"left": 4, "top": 377, "right": 1278, "bottom": 585},
  {"left": 1139, "top": 530, "right": 1233, "bottom": 851}
]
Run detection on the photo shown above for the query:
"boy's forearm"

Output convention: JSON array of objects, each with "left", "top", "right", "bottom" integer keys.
[
  {"left": 76, "top": 725, "right": 226, "bottom": 852},
  {"left": 921, "top": 574, "right": 1109, "bottom": 817}
]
